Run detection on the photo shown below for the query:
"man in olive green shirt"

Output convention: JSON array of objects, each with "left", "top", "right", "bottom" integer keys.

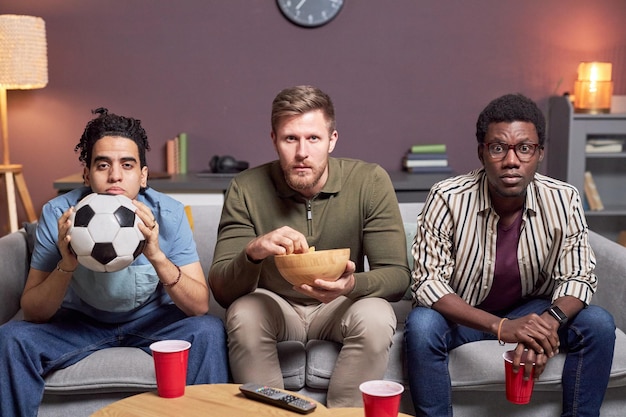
[{"left": 209, "top": 85, "right": 410, "bottom": 407}]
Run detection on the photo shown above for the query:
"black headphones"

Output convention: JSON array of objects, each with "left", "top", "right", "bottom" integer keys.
[{"left": 209, "top": 155, "right": 249, "bottom": 174}]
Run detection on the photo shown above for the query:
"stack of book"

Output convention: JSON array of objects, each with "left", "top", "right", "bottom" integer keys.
[
  {"left": 402, "top": 144, "right": 452, "bottom": 173},
  {"left": 165, "top": 132, "right": 188, "bottom": 175},
  {"left": 585, "top": 138, "right": 625, "bottom": 153}
]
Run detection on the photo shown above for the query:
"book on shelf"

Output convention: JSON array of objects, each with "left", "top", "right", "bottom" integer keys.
[
  {"left": 404, "top": 166, "right": 453, "bottom": 174},
  {"left": 585, "top": 139, "right": 624, "bottom": 153},
  {"left": 165, "top": 132, "right": 189, "bottom": 175},
  {"left": 178, "top": 133, "right": 188, "bottom": 174},
  {"left": 583, "top": 171, "right": 604, "bottom": 211},
  {"left": 408, "top": 144, "right": 447, "bottom": 154},
  {"left": 402, "top": 157, "right": 448, "bottom": 168},
  {"left": 147, "top": 171, "right": 171, "bottom": 179},
  {"left": 404, "top": 152, "right": 447, "bottom": 160},
  {"left": 166, "top": 139, "right": 177, "bottom": 175}
]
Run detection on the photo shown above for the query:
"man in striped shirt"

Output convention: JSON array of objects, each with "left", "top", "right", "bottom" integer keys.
[{"left": 405, "top": 93, "right": 615, "bottom": 417}]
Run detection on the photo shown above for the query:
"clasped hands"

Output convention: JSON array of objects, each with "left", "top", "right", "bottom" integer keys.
[
  {"left": 498, "top": 313, "right": 560, "bottom": 381},
  {"left": 246, "top": 226, "right": 356, "bottom": 303}
]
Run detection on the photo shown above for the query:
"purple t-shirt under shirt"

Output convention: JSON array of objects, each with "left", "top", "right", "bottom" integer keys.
[{"left": 477, "top": 212, "right": 523, "bottom": 312}]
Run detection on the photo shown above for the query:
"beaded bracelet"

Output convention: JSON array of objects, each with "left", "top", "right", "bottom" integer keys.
[
  {"left": 161, "top": 265, "right": 182, "bottom": 287},
  {"left": 497, "top": 317, "right": 508, "bottom": 346}
]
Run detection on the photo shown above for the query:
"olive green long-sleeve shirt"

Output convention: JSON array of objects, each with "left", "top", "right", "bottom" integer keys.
[{"left": 208, "top": 157, "right": 410, "bottom": 308}]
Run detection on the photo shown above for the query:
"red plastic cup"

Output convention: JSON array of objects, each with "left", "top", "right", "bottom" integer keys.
[
  {"left": 149, "top": 340, "right": 191, "bottom": 398},
  {"left": 359, "top": 380, "right": 404, "bottom": 417},
  {"left": 503, "top": 350, "right": 536, "bottom": 404}
]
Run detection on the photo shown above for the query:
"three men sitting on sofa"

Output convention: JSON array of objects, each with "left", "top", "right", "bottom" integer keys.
[{"left": 0, "top": 89, "right": 615, "bottom": 417}]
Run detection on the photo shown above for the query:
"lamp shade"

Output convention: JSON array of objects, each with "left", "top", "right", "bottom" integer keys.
[
  {"left": 574, "top": 61, "right": 613, "bottom": 114},
  {"left": 0, "top": 14, "right": 48, "bottom": 90},
  {"left": 577, "top": 62, "right": 612, "bottom": 82}
]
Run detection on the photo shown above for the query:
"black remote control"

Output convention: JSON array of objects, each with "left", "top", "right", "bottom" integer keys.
[{"left": 239, "top": 382, "right": 317, "bottom": 414}]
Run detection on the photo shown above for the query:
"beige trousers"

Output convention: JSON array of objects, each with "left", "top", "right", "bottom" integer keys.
[{"left": 225, "top": 288, "right": 397, "bottom": 407}]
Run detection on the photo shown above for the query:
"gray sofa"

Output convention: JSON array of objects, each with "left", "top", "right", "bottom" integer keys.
[{"left": 1, "top": 203, "right": 626, "bottom": 417}]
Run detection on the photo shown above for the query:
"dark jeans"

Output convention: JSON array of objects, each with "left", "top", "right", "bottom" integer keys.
[
  {"left": 405, "top": 298, "right": 616, "bottom": 417},
  {"left": 0, "top": 304, "right": 229, "bottom": 417}
]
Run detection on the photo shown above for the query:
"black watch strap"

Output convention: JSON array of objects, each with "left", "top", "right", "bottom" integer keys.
[{"left": 546, "top": 305, "right": 568, "bottom": 327}]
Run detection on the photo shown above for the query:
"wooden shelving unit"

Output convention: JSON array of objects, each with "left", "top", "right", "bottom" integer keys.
[{"left": 547, "top": 95, "right": 626, "bottom": 242}]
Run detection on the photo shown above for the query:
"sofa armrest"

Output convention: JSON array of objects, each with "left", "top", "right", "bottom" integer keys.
[
  {"left": 589, "top": 230, "right": 626, "bottom": 331},
  {"left": 0, "top": 229, "right": 30, "bottom": 324}
]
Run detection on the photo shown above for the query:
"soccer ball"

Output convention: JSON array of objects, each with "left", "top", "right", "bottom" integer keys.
[{"left": 69, "top": 193, "right": 146, "bottom": 272}]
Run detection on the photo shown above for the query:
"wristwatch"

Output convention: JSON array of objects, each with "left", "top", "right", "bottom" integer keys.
[{"left": 546, "top": 305, "right": 568, "bottom": 327}]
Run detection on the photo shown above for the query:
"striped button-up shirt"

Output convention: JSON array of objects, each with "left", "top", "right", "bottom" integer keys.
[{"left": 411, "top": 169, "right": 597, "bottom": 309}]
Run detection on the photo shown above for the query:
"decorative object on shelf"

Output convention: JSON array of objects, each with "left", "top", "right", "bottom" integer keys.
[
  {"left": 165, "top": 132, "right": 188, "bottom": 175},
  {"left": 209, "top": 155, "right": 249, "bottom": 174},
  {"left": 583, "top": 171, "right": 604, "bottom": 211},
  {"left": 574, "top": 62, "right": 613, "bottom": 114},
  {"left": 402, "top": 144, "right": 452, "bottom": 174},
  {"left": 276, "top": 0, "right": 344, "bottom": 28},
  {"left": 0, "top": 14, "right": 48, "bottom": 233}
]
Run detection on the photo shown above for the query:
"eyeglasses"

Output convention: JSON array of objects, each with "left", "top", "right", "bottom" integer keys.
[{"left": 482, "top": 142, "right": 542, "bottom": 162}]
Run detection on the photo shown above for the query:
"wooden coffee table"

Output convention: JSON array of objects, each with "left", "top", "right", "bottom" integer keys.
[{"left": 90, "top": 383, "right": 413, "bottom": 416}]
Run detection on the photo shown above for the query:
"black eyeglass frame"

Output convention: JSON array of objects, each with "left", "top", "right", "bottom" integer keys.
[{"left": 482, "top": 142, "right": 543, "bottom": 162}]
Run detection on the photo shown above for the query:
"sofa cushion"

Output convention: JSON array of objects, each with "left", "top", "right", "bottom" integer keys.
[
  {"left": 589, "top": 230, "right": 626, "bottom": 332},
  {"left": 402, "top": 222, "right": 416, "bottom": 300},
  {"left": 0, "top": 230, "right": 30, "bottom": 324},
  {"left": 44, "top": 347, "right": 155, "bottom": 394},
  {"left": 383, "top": 330, "right": 407, "bottom": 383},
  {"left": 305, "top": 340, "right": 341, "bottom": 389},
  {"left": 23, "top": 221, "right": 37, "bottom": 260},
  {"left": 277, "top": 341, "right": 307, "bottom": 390},
  {"left": 607, "top": 329, "right": 626, "bottom": 388},
  {"left": 448, "top": 329, "right": 626, "bottom": 391},
  {"left": 299, "top": 325, "right": 408, "bottom": 390}
]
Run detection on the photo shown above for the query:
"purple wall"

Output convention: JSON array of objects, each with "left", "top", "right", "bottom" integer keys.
[{"left": 1, "top": 0, "right": 625, "bottom": 233}]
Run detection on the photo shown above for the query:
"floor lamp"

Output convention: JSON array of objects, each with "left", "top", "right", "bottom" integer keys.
[{"left": 0, "top": 15, "right": 48, "bottom": 233}]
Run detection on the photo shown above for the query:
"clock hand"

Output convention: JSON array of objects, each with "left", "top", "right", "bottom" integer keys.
[{"left": 296, "top": 0, "right": 306, "bottom": 10}]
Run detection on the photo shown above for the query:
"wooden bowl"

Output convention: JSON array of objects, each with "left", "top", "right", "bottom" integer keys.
[{"left": 274, "top": 248, "right": 350, "bottom": 286}]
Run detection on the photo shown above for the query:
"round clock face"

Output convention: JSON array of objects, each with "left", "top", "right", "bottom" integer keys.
[{"left": 277, "top": 0, "right": 344, "bottom": 28}]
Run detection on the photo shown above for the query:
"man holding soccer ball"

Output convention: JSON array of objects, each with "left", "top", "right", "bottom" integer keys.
[{"left": 0, "top": 108, "right": 229, "bottom": 417}]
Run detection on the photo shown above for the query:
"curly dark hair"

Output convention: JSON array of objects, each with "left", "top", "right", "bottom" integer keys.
[
  {"left": 74, "top": 107, "right": 151, "bottom": 167},
  {"left": 475, "top": 94, "right": 545, "bottom": 145}
]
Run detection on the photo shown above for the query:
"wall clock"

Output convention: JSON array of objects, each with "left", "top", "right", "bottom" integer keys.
[{"left": 277, "top": 0, "right": 344, "bottom": 28}]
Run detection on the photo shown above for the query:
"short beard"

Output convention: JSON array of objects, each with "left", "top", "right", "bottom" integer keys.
[
  {"left": 286, "top": 170, "right": 322, "bottom": 193},
  {"left": 283, "top": 162, "right": 326, "bottom": 197}
]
